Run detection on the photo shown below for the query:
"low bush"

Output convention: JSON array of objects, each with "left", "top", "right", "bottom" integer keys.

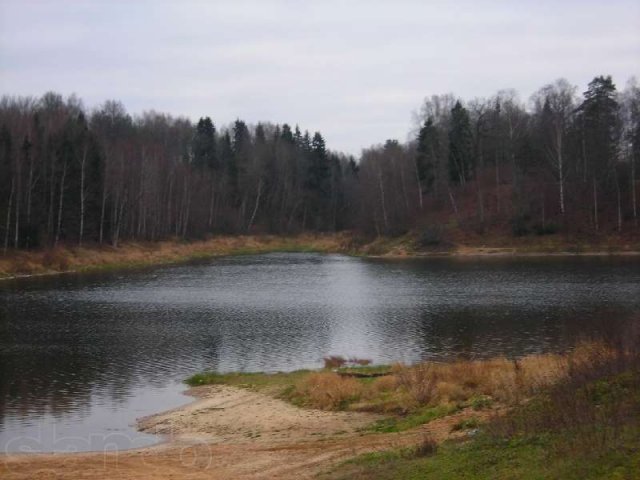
[{"left": 323, "top": 355, "right": 347, "bottom": 369}]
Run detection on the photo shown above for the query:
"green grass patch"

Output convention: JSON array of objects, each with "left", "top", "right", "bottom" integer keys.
[
  {"left": 335, "top": 365, "right": 392, "bottom": 376},
  {"left": 184, "top": 369, "right": 311, "bottom": 394},
  {"left": 366, "top": 404, "right": 461, "bottom": 433},
  {"left": 331, "top": 428, "right": 640, "bottom": 480},
  {"left": 328, "top": 367, "right": 640, "bottom": 479}
]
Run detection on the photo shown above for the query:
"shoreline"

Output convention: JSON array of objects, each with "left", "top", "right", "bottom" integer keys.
[
  {"left": 372, "top": 249, "right": 640, "bottom": 259},
  {"left": 1, "top": 233, "right": 639, "bottom": 282},
  {"left": 3, "top": 343, "right": 638, "bottom": 479},
  {"left": 0, "top": 382, "right": 489, "bottom": 479}
]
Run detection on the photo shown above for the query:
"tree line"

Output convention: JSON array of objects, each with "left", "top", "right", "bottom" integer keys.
[
  {"left": 355, "top": 75, "right": 639, "bottom": 237},
  {"left": 0, "top": 94, "right": 357, "bottom": 250},
  {"left": 0, "top": 74, "right": 638, "bottom": 250}
]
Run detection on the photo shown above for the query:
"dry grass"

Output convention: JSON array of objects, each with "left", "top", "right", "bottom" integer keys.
[
  {"left": 388, "top": 343, "right": 612, "bottom": 409},
  {"left": 291, "top": 372, "right": 364, "bottom": 410},
  {"left": 488, "top": 332, "right": 640, "bottom": 455},
  {"left": 0, "top": 233, "right": 353, "bottom": 279},
  {"left": 288, "top": 341, "right": 621, "bottom": 416},
  {"left": 2, "top": 230, "right": 637, "bottom": 279},
  {"left": 394, "top": 362, "right": 438, "bottom": 405}
]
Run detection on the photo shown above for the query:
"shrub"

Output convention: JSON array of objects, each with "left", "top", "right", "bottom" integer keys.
[{"left": 323, "top": 355, "right": 347, "bottom": 369}]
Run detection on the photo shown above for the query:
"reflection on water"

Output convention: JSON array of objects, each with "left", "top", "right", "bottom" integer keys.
[{"left": 0, "top": 253, "right": 639, "bottom": 452}]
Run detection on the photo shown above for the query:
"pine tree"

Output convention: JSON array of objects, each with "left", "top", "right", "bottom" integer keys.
[
  {"left": 192, "top": 117, "right": 217, "bottom": 171},
  {"left": 293, "top": 125, "right": 302, "bottom": 147},
  {"left": 309, "top": 132, "right": 329, "bottom": 194},
  {"left": 280, "top": 124, "right": 294, "bottom": 144},
  {"left": 582, "top": 76, "right": 620, "bottom": 176},
  {"left": 580, "top": 75, "right": 620, "bottom": 230},
  {"left": 303, "top": 132, "right": 330, "bottom": 229},
  {"left": 416, "top": 117, "right": 440, "bottom": 192},
  {"left": 448, "top": 101, "right": 474, "bottom": 185},
  {"left": 219, "top": 131, "right": 237, "bottom": 194}
]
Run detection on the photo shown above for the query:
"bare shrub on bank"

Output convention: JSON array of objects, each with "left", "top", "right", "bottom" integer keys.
[{"left": 323, "top": 356, "right": 347, "bottom": 369}]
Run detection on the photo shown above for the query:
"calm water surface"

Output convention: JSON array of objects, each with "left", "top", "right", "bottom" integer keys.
[{"left": 1, "top": 253, "right": 639, "bottom": 452}]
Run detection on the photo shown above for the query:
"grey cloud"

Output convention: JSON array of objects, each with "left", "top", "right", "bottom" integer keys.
[{"left": 1, "top": 0, "right": 638, "bottom": 154}]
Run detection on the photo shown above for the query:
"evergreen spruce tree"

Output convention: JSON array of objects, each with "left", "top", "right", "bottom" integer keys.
[
  {"left": 303, "top": 132, "right": 330, "bottom": 229},
  {"left": 580, "top": 75, "right": 620, "bottom": 230},
  {"left": 280, "top": 124, "right": 294, "bottom": 143},
  {"left": 219, "top": 131, "right": 237, "bottom": 194},
  {"left": 582, "top": 76, "right": 620, "bottom": 176},
  {"left": 192, "top": 117, "right": 217, "bottom": 171},
  {"left": 416, "top": 117, "right": 440, "bottom": 192},
  {"left": 293, "top": 125, "right": 302, "bottom": 147},
  {"left": 448, "top": 101, "right": 474, "bottom": 185}
]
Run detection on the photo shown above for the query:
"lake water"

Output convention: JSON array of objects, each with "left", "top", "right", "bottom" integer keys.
[{"left": 1, "top": 253, "right": 639, "bottom": 452}]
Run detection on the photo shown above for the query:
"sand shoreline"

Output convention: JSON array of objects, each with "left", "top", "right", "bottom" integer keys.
[{"left": 1, "top": 383, "right": 491, "bottom": 479}]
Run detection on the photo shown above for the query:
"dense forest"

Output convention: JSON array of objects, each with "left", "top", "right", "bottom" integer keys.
[{"left": 1, "top": 74, "right": 638, "bottom": 251}]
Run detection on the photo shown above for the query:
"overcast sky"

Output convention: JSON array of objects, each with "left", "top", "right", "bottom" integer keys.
[{"left": 1, "top": 1, "right": 639, "bottom": 154}]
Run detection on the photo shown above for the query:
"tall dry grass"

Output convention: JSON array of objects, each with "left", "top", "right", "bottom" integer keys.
[
  {"left": 489, "top": 328, "right": 640, "bottom": 453},
  {"left": 388, "top": 350, "right": 569, "bottom": 409},
  {"left": 0, "top": 233, "right": 352, "bottom": 279},
  {"left": 289, "top": 340, "right": 630, "bottom": 415},
  {"left": 291, "top": 372, "right": 364, "bottom": 410}
]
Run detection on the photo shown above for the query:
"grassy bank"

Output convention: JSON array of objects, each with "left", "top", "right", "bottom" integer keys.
[
  {"left": 188, "top": 335, "right": 640, "bottom": 479},
  {"left": 329, "top": 356, "right": 640, "bottom": 479},
  {"left": 1, "top": 230, "right": 639, "bottom": 280},
  {"left": 186, "top": 347, "right": 593, "bottom": 419},
  {"left": 0, "top": 233, "right": 353, "bottom": 279}
]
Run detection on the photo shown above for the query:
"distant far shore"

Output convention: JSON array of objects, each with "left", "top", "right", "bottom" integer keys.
[{"left": 1, "top": 231, "right": 639, "bottom": 281}]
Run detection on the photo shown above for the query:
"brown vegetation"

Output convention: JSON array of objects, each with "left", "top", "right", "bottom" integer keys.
[
  {"left": 0, "top": 233, "right": 351, "bottom": 279},
  {"left": 287, "top": 341, "right": 622, "bottom": 416},
  {"left": 5, "top": 334, "right": 638, "bottom": 480},
  {"left": 490, "top": 330, "right": 640, "bottom": 455},
  {"left": 2, "top": 230, "right": 639, "bottom": 281}
]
